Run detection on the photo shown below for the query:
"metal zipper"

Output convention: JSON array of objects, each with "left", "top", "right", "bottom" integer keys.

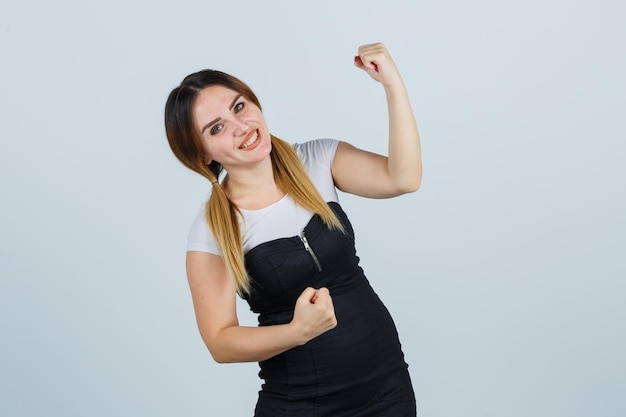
[{"left": 301, "top": 233, "right": 322, "bottom": 272}]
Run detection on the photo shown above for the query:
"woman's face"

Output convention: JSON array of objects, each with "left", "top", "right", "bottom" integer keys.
[{"left": 192, "top": 85, "right": 272, "bottom": 170}]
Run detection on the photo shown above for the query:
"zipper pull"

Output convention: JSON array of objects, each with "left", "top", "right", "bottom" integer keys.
[{"left": 301, "top": 233, "right": 322, "bottom": 272}]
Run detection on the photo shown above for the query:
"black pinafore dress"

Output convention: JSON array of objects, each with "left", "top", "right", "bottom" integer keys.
[{"left": 243, "top": 202, "right": 416, "bottom": 417}]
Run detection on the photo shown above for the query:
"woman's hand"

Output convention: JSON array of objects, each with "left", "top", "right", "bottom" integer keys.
[
  {"left": 291, "top": 287, "right": 337, "bottom": 345},
  {"left": 354, "top": 42, "right": 403, "bottom": 88}
]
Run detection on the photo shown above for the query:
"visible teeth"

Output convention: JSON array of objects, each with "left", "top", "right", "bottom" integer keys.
[{"left": 240, "top": 132, "right": 258, "bottom": 149}]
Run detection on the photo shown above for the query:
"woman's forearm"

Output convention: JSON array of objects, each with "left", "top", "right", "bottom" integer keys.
[
  {"left": 203, "top": 287, "right": 336, "bottom": 364},
  {"left": 385, "top": 80, "right": 422, "bottom": 192},
  {"left": 206, "top": 322, "right": 304, "bottom": 363}
]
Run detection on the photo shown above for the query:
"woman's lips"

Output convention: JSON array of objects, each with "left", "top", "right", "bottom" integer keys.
[{"left": 239, "top": 130, "right": 259, "bottom": 149}]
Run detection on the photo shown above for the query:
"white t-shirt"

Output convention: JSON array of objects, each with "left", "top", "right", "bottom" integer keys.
[{"left": 186, "top": 139, "right": 340, "bottom": 255}]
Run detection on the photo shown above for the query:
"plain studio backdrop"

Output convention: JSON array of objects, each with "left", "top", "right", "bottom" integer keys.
[{"left": 1, "top": 1, "right": 624, "bottom": 416}]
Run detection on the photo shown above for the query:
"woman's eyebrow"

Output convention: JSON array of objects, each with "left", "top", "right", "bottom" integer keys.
[
  {"left": 229, "top": 94, "right": 242, "bottom": 110},
  {"left": 201, "top": 117, "right": 220, "bottom": 135}
]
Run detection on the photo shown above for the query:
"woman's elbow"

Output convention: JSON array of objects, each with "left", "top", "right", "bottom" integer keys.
[
  {"left": 397, "top": 171, "right": 422, "bottom": 194},
  {"left": 201, "top": 332, "right": 231, "bottom": 364},
  {"left": 404, "top": 181, "right": 421, "bottom": 194},
  {"left": 206, "top": 343, "right": 232, "bottom": 364},
  {"left": 210, "top": 352, "right": 229, "bottom": 364}
]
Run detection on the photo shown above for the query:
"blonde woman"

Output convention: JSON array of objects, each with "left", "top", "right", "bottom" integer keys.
[{"left": 164, "top": 43, "right": 421, "bottom": 416}]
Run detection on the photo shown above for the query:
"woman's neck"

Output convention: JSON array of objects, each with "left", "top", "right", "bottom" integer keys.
[{"left": 222, "top": 158, "right": 285, "bottom": 210}]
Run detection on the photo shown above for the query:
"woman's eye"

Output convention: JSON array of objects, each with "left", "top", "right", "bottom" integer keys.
[
  {"left": 234, "top": 102, "right": 244, "bottom": 112},
  {"left": 210, "top": 124, "right": 223, "bottom": 135}
]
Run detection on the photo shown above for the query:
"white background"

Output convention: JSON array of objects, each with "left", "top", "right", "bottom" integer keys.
[{"left": 1, "top": 1, "right": 624, "bottom": 416}]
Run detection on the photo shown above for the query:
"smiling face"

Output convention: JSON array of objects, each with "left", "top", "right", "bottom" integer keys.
[{"left": 192, "top": 85, "right": 272, "bottom": 171}]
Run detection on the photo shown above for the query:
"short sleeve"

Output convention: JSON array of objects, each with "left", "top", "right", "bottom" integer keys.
[
  {"left": 294, "top": 138, "right": 339, "bottom": 167},
  {"left": 294, "top": 139, "right": 340, "bottom": 203},
  {"left": 186, "top": 201, "right": 221, "bottom": 255}
]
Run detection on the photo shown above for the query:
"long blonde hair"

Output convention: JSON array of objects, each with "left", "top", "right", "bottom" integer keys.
[{"left": 165, "top": 70, "right": 343, "bottom": 295}]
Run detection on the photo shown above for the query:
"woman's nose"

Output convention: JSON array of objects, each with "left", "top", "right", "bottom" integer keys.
[{"left": 231, "top": 119, "right": 249, "bottom": 137}]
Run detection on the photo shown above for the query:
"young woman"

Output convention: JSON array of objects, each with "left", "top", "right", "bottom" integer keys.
[{"left": 165, "top": 43, "right": 422, "bottom": 416}]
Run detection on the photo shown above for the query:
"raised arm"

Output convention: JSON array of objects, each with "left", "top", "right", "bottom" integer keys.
[
  {"left": 186, "top": 251, "right": 336, "bottom": 363},
  {"left": 332, "top": 43, "right": 422, "bottom": 198}
]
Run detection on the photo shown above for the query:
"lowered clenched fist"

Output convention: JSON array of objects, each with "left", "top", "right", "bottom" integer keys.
[{"left": 291, "top": 287, "right": 337, "bottom": 345}]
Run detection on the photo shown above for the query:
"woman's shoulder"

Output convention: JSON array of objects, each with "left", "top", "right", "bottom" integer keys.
[
  {"left": 291, "top": 139, "right": 339, "bottom": 203},
  {"left": 186, "top": 193, "right": 221, "bottom": 255},
  {"left": 293, "top": 138, "right": 340, "bottom": 166}
]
